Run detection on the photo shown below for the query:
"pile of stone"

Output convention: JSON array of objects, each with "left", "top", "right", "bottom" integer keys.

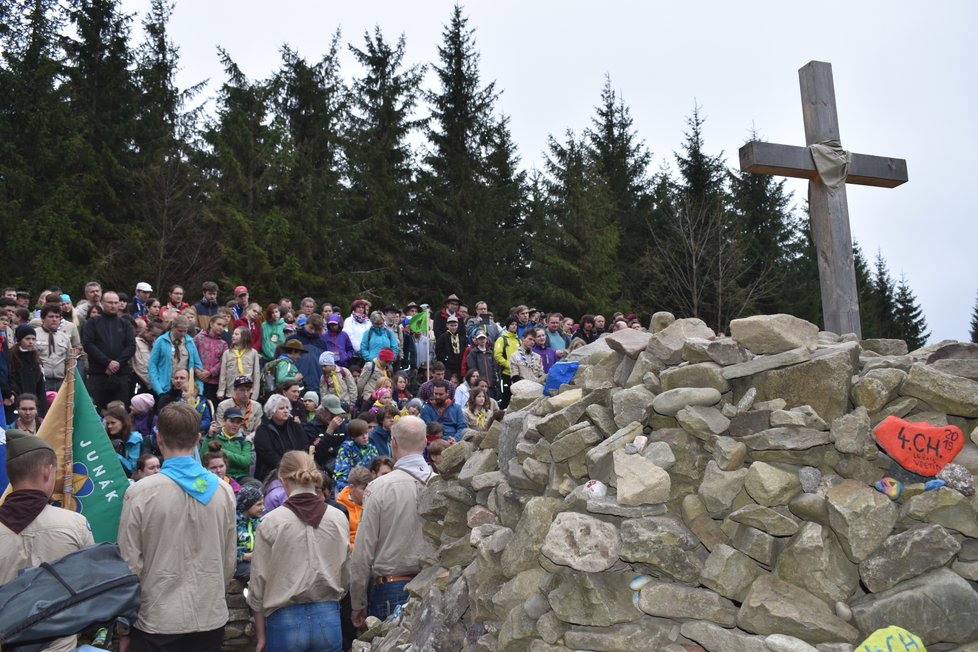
[{"left": 355, "top": 314, "right": 978, "bottom": 652}]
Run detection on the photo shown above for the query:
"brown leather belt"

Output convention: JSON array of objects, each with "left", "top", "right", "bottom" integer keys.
[{"left": 372, "top": 575, "right": 415, "bottom": 585}]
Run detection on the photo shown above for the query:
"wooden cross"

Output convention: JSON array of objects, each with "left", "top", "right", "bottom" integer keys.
[{"left": 739, "top": 61, "right": 908, "bottom": 338}]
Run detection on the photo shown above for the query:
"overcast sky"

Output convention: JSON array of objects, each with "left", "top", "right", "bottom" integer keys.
[{"left": 120, "top": 0, "right": 977, "bottom": 343}]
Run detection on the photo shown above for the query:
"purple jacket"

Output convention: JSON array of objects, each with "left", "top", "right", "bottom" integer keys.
[
  {"left": 323, "top": 314, "right": 356, "bottom": 367},
  {"left": 533, "top": 344, "right": 558, "bottom": 373}
]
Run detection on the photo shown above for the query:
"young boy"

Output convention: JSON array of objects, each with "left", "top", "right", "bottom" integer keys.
[
  {"left": 333, "top": 419, "right": 380, "bottom": 491},
  {"left": 234, "top": 484, "right": 263, "bottom": 583}
]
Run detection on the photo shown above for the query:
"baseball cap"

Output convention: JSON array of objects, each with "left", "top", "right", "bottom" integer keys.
[
  {"left": 232, "top": 375, "right": 254, "bottom": 388},
  {"left": 224, "top": 407, "right": 244, "bottom": 420},
  {"left": 233, "top": 285, "right": 248, "bottom": 296},
  {"left": 135, "top": 282, "right": 153, "bottom": 293},
  {"left": 321, "top": 394, "right": 345, "bottom": 415}
]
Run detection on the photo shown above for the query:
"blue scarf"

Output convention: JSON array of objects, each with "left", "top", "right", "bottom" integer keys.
[{"left": 160, "top": 455, "right": 219, "bottom": 505}]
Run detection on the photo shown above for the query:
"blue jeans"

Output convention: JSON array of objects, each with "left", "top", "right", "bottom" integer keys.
[
  {"left": 265, "top": 601, "right": 341, "bottom": 652},
  {"left": 367, "top": 579, "right": 410, "bottom": 620}
]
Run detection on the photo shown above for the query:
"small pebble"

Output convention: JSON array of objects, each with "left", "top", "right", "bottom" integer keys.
[
  {"left": 623, "top": 443, "right": 640, "bottom": 455},
  {"left": 798, "top": 466, "right": 822, "bottom": 493},
  {"left": 873, "top": 477, "right": 903, "bottom": 499},
  {"left": 834, "top": 600, "right": 852, "bottom": 622},
  {"left": 629, "top": 574, "right": 653, "bottom": 591},
  {"left": 924, "top": 479, "right": 945, "bottom": 491},
  {"left": 937, "top": 462, "right": 975, "bottom": 496}
]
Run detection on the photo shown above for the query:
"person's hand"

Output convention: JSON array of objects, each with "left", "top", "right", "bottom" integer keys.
[
  {"left": 243, "top": 552, "right": 252, "bottom": 562},
  {"left": 209, "top": 421, "right": 219, "bottom": 434},
  {"left": 352, "top": 609, "right": 367, "bottom": 629},
  {"left": 106, "top": 360, "right": 120, "bottom": 375},
  {"left": 197, "top": 369, "right": 210, "bottom": 380},
  {"left": 295, "top": 372, "right": 303, "bottom": 381},
  {"left": 255, "top": 636, "right": 265, "bottom": 652},
  {"left": 328, "top": 415, "right": 344, "bottom": 431},
  {"left": 118, "top": 635, "right": 130, "bottom": 652}
]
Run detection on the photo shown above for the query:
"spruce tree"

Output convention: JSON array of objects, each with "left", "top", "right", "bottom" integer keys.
[
  {"left": 969, "top": 290, "right": 978, "bottom": 343},
  {"left": 871, "top": 250, "right": 897, "bottom": 338},
  {"left": 853, "top": 243, "right": 877, "bottom": 337},
  {"left": 346, "top": 28, "right": 424, "bottom": 300},
  {"left": 584, "top": 76, "right": 652, "bottom": 308},
  {"left": 199, "top": 50, "right": 280, "bottom": 297},
  {"left": 533, "top": 132, "right": 619, "bottom": 316},
  {"left": 270, "top": 40, "right": 346, "bottom": 296},
  {"left": 892, "top": 275, "right": 929, "bottom": 349},
  {"left": 418, "top": 5, "right": 508, "bottom": 300},
  {"left": 728, "top": 130, "right": 802, "bottom": 316}
]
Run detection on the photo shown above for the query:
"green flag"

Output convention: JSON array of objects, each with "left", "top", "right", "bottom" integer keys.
[
  {"left": 40, "top": 367, "right": 130, "bottom": 543},
  {"left": 408, "top": 311, "right": 429, "bottom": 334}
]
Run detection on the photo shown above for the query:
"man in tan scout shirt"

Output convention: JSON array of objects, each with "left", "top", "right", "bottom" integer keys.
[
  {"left": 0, "top": 429, "right": 95, "bottom": 652},
  {"left": 349, "top": 415, "right": 434, "bottom": 626},
  {"left": 118, "top": 402, "right": 236, "bottom": 652}
]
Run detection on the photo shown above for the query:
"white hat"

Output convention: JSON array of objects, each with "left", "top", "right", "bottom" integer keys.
[
  {"left": 319, "top": 351, "right": 336, "bottom": 366},
  {"left": 135, "top": 282, "right": 153, "bottom": 293}
]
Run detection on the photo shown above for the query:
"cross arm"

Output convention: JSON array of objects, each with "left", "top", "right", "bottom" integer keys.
[{"left": 739, "top": 141, "right": 908, "bottom": 188}]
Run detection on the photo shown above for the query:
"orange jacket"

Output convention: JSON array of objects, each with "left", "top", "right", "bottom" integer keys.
[{"left": 335, "top": 485, "right": 363, "bottom": 548}]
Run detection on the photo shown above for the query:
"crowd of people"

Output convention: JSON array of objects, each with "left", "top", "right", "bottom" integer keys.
[{"left": 0, "top": 280, "right": 647, "bottom": 652}]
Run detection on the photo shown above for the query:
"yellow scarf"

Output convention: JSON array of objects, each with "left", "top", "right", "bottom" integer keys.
[
  {"left": 328, "top": 369, "right": 342, "bottom": 397},
  {"left": 234, "top": 348, "right": 246, "bottom": 375}
]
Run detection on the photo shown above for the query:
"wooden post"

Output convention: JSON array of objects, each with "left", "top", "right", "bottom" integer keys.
[
  {"left": 738, "top": 61, "right": 908, "bottom": 338},
  {"left": 799, "top": 62, "right": 861, "bottom": 337}
]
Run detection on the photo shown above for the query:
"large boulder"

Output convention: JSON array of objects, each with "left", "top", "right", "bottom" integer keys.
[
  {"left": 851, "top": 568, "right": 978, "bottom": 645},
  {"left": 734, "top": 348, "right": 854, "bottom": 424},
  {"left": 774, "top": 522, "right": 859, "bottom": 603},
  {"left": 652, "top": 387, "right": 721, "bottom": 416},
  {"left": 637, "top": 582, "right": 738, "bottom": 627},
  {"left": 825, "top": 480, "right": 898, "bottom": 562},
  {"left": 611, "top": 449, "right": 671, "bottom": 505},
  {"left": 729, "top": 314, "right": 819, "bottom": 354},
  {"left": 604, "top": 328, "right": 653, "bottom": 359},
  {"left": 619, "top": 516, "right": 708, "bottom": 583},
  {"left": 737, "top": 575, "right": 860, "bottom": 644},
  {"left": 858, "top": 524, "right": 961, "bottom": 593},
  {"left": 900, "top": 363, "right": 978, "bottom": 417},
  {"left": 540, "top": 512, "right": 621, "bottom": 573},
  {"left": 546, "top": 570, "right": 638, "bottom": 627},
  {"left": 647, "top": 318, "right": 716, "bottom": 365}
]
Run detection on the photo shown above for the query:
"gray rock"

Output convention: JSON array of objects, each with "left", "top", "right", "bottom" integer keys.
[
  {"left": 730, "top": 504, "right": 800, "bottom": 536},
  {"left": 585, "top": 494, "right": 667, "bottom": 518},
  {"left": 509, "top": 378, "right": 544, "bottom": 410},
  {"left": 660, "top": 361, "right": 731, "bottom": 393},
  {"left": 676, "top": 404, "right": 731, "bottom": 440},
  {"left": 707, "top": 337, "right": 752, "bottom": 365},
  {"left": 699, "top": 543, "right": 765, "bottom": 601},
  {"left": 774, "top": 522, "right": 859, "bottom": 603},
  {"left": 850, "top": 377, "right": 890, "bottom": 413},
  {"left": 585, "top": 404, "right": 618, "bottom": 437},
  {"left": 722, "top": 347, "right": 812, "bottom": 381},
  {"left": 744, "top": 461, "right": 802, "bottom": 506},
  {"left": 500, "top": 496, "right": 562, "bottom": 578},
  {"left": 900, "top": 487, "right": 978, "bottom": 537},
  {"left": 730, "top": 314, "right": 819, "bottom": 355},
  {"left": 937, "top": 462, "right": 975, "bottom": 496},
  {"left": 564, "top": 615, "right": 680, "bottom": 651},
  {"left": 650, "top": 311, "right": 676, "bottom": 333},
  {"left": 548, "top": 422, "right": 602, "bottom": 462},
  {"left": 737, "top": 386, "right": 759, "bottom": 412},
  {"left": 457, "top": 449, "right": 499, "bottom": 488},
  {"left": 585, "top": 421, "right": 643, "bottom": 485},
  {"left": 729, "top": 410, "right": 772, "bottom": 437},
  {"left": 647, "top": 317, "right": 716, "bottom": 365},
  {"left": 722, "top": 520, "right": 781, "bottom": 566},
  {"left": 733, "top": 348, "right": 854, "bottom": 423},
  {"left": 638, "top": 582, "right": 738, "bottom": 626},
  {"left": 952, "top": 558, "right": 978, "bottom": 580},
  {"left": 604, "top": 328, "right": 653, "bottom": 359},
  {"left": 788, "top": 492, "right": 830, "bottom": 525},
  {"left": 799, "top": 466, "right": 822, "bottom": 493},
  {"left": 715, "top": 436, "right": 748, "bottom": 470},
  {"left": 825, "top": 479, "right": 898, "bottom": 562},
  {"left": 737, "top": 574, "right": 860, "bottom": 644},
  {"left": 851, "top": 568, "right": 978, "bottom": 645},
  {"left": 612, "top": 384, "right": 656, "bottom": 428},
  {"left": 491, "top": 566, "right": 547, "bottom": 620},
  {"left": 619, "top": 516, "right": 708, "bottom": 583},
  {"left": 699, "top": 460, "right": 750, "bottom": 516},
  {"left": 770, "top": 406, "right": 828, "bottom": 430},
  {"left": 830, "top": 408, "right": 876, "bottom": 458},
  {"left": 541, "top": 512, "right": 620, "bottom": 573},
  {"left": 546, "top": 570, "right": 638, "bottom": 627},
  {"left": 858, "top": 524, "right": 961, "bottom": 593},
  {"left": 862, "top": 354, "right": 913, "bottom": 373},
  {"left": 742, "top": 426, "right": 831, "bottom": 451},
  {"left": 925, "top": 341, "right": 978, "bottom": 363},
  {"left": 652, "top": 387, "right": 721, "bottom": 416},
  {"left": 765, "top": 635, "right": 820, "bottom": 652},
  {"left": 536, "top": 389, "right": 606, "bottom": 441},
  {"left": 932, "top": 358, "right": 978, "bottom": 381},
  {"left": 625, "top": 351, "right": 664, "bottom": 388},
  {"left": 681, "top": 621, "right": 767, "bottom": 652},
  {"left": 641, "top": 440, "right": 676, "bottom": 470},
  {"left": 901, "top": 363, "right": 978, "bottom": 418},
  {"left": 612, "top": 449, "right": 670, "bottom": 505},
  {"left": 861, "top": 338, "right": 909, "bottom": 356}
]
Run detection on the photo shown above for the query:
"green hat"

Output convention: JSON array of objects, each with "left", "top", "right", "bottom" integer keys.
[{"left": 5, "top": 429, "right": 53, "bottom": 461}]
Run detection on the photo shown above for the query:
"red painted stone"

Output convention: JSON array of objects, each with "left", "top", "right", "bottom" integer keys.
[{"left": 873, "top": 416, "right": 965, "bottom": 477}]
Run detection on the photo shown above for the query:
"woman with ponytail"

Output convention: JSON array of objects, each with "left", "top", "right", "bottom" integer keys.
[{"left": 247, "top": 451, "right": 349, "bottom": 652}]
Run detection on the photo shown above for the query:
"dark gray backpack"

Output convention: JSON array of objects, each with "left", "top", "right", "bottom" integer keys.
[{"left": 0, "top": 542, "right": 140, "bottom": 650}]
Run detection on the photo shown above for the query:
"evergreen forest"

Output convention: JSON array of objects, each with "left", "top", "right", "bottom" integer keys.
[{"left": 0, "top": 1, "right": 934, "bottom": 345}]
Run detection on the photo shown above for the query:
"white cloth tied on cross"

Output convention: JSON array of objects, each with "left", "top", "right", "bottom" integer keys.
[{"left": 809, "top": 139, "right": 850, "bottom": 192}]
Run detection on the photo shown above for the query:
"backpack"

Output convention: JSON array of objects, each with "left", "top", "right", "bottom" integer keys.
[{"left": 0, "top": 542, "right": 140, "bottom": 650}]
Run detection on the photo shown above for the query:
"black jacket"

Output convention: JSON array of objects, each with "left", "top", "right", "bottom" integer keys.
[
  {"left": 82, "top": 314, "right": 135, "bottom": 375},
  {"left": 254, "top": 416, "right": 310, "bottom": 481}
]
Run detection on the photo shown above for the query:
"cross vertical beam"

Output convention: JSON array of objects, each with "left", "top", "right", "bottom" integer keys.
[{"left": 800, "top": 61, "right": 861, "bottom": 337}]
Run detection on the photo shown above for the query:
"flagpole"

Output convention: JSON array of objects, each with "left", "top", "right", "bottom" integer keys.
[{"left": 61, "top": 349, "right": 79, "bottom": 508}]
